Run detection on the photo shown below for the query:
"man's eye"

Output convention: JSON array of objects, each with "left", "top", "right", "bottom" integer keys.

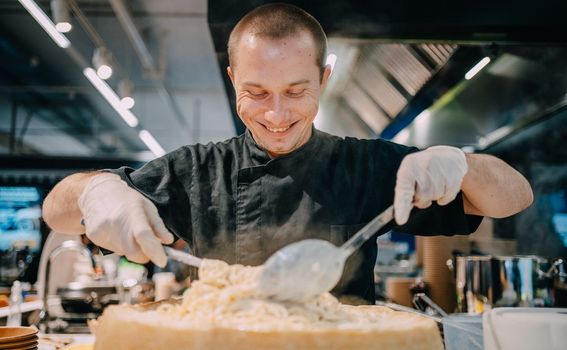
[
  {"left": 248, "top": 91, "right": 267, "bottom": 97},
  {"left": 287, "top": 89, "right": 305, "bottom": 97}
]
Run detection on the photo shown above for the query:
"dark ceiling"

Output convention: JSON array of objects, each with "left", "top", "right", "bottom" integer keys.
[
  {"left": 209, "top": 0, "right": 567, "bottom": 42},
  {"left": 1, "top": 0, "right": 566, "bottom": 159},
  {"left": 207, "top": 0, "right": 567, "bottom": 134}
]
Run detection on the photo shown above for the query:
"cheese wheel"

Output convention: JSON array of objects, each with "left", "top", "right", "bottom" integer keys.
[
  {"left": 90, "top": 259, "right": 442, "bottom": 350},
  {"left": 91, "top": 304, "right": 442, "bottom": 350}
]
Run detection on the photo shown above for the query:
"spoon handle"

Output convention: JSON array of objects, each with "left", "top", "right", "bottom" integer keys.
[
  {"left": 341, "top": 205, "right": 394, "bottom": 256},
  {"left": 164, "top": 246, "right": 202, "bottom": 267}
]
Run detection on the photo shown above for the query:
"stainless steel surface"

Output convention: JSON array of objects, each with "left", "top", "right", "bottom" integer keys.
[
  {"left": 164, "top": 247, "right": 202, "bottom": 267},
  {"left": 448, "top": 255, "right": 564, "bottom": 314},
  {"left": 412, "top": 292, "right": 449, "bottom": 318},
  {"left": 443, "top": 314, "right": 484, "bottom": 350},
  {"left": 557, "top": 258, "right": 567, "bottom": 287},
  {"left": 377, "top": 299, "right": 484, "bottom": 350},
  {"left": 376, "top": 300, "right": 442, "bottom": 323},
  {"left": 36, "top": 240, "right": 93, "bottom": 333},
  {"left": 259, "top": 206, "right": 394, "bottom": 301}
]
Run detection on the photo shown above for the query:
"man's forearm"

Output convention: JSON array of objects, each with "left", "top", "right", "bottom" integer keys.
[
  {"left": 43, "top": 172, "right": 100, "bottom": 234},
  {"left": 461, "top": 153, "right": 533, "bottom": 218}
]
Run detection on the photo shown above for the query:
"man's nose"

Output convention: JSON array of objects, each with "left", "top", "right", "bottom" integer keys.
[{"left": 264, "top": 95, "right": 288, "bottom": 125}]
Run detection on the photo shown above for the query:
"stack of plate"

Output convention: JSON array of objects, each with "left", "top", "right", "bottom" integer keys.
[{"left": 0, "top": 327, "right": 39, "bottom": 350}]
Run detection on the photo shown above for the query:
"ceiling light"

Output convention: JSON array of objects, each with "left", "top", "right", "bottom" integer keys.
[
  {"left": 92, "top": 47, "right": 113, "bottom": 80},
  {"left": 55, "top": 22, "right": 72, "bottom": 33},
  {"left": 118, "top": 79, "right": 135, "bottom": 109},
  {"left": 465, "top": 57, "right": 491, "bottom": 80},
  {"left": 18, "top": 0, "right": 71, "bottom": 48},
  {"left": 83, "top": 67, "right": 139, "bottom": 127},
  {"left": 97, "top": 65, "right": 112, "bottom": 80},
  {"left": 121, "top": 96, "right": 135, "bottom": 109},
  {"left": 139, "top": 129, "right": 166, "bottom": 157},
  {"left": 51, "top": 0, "right": 72, "bottom": 33}
]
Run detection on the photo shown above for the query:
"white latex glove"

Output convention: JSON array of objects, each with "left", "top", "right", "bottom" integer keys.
[
  {"left": 394, "top": 146, "right": 468, "bottom": 225},
  {"left": 78, "top": 173, "right": 174, "bottom": 267}
]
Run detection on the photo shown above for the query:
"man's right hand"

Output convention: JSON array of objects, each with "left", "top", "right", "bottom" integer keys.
[{"left": 78, "top": 173, "right": 174, "bottom": 267}]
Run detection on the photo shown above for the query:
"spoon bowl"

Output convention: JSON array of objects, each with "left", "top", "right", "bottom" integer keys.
[
  {"left": 259, "top": 205, "right": 394, "bottom": 302},
  {"left": 258, "top": 239, "right": 348, "bottom": 301}
]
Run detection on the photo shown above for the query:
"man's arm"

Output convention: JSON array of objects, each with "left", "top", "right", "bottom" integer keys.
[
  {"left": 43, "top": 172, "right": 100, "bottom": 234},
  {"left": 394, "top": 146, "right": 533, "bottom": 225},
  {"left": 43, "top": 171, "right": 174, "bottom": 266},
  {"left": 461, "top": 153, "right": 533, "bottom": 217}
]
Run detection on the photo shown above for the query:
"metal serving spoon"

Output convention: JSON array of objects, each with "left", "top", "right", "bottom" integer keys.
[
  {"left": 164, "top": 246, "right": 202, "bottom": 267},
  {"left": 259, "top": 205, "right": 394, "bottom": 302}
]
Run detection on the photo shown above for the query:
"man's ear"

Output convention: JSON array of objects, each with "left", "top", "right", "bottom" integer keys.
[
  {"left": 320, "top": 64, "right": 332, "bottom": 90},
  {"left": 227, "top": 66, "right": 235, "bottom": 88}
]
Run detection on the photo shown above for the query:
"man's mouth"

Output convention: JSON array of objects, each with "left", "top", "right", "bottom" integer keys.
[
  {"left": 266, "top": 125, "right": 291, "bottom": 133},
  {"left": 262, "top": 122, "right": 297, "bottom": 134}
]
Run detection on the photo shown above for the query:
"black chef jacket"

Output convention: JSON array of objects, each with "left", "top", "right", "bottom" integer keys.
[{"left": 110, "top": 128, "right": 482, "bottom": 304}]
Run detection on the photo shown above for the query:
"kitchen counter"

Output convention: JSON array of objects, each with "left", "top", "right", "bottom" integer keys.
[{"left": 39, "top": 333, "right": 94, "bottom": 350}]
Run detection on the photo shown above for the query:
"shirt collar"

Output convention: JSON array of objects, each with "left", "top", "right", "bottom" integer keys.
[{"left": 243, "top": 125, "right": 322, "bottom": 166}]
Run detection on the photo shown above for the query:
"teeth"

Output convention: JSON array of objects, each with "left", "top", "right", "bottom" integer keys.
[{"left": 266, "top": 125, "right": 291, "bottom": 133}]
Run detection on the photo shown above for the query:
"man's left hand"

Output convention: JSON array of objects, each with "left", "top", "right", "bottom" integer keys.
[{"left": 394, "top": 146, "right": 468, "bottom": 225}]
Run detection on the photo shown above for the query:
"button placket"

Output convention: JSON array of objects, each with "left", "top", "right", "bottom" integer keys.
[{"left": 235, "top": 166, "right": 266, "bottom": 264}]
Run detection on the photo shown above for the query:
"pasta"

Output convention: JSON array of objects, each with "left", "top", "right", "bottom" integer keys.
[
  {"left": 91, "top": 258, "right": 444, "bottom": 350},
  {"left": 155, "top": 259, "right": 391, "bottom": 331}
]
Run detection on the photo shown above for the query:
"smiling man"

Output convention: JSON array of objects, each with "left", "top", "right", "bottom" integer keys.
[
  {"left": 226, "top": 13, "right": 329, "bottom": 158},
  {"left": 43, "top": 3, "right": 533, "bottom": 304}
]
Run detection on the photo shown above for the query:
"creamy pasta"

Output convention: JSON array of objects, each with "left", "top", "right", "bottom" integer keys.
[{"left": 155, "top": 259, "right": 393, "bottom": 331}]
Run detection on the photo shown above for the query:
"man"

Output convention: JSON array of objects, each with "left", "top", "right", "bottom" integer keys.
[{"left": 43, "top": 4, "right": 533, "bottom": 304}]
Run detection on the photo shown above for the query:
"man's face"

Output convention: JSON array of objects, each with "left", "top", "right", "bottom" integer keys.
[{"left": 228, "top": 31, "right": 330, "bottom": 158}]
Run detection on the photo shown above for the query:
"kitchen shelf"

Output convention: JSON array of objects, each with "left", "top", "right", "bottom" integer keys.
[{"left": 0, "top": 300, "right": 43, "bottom": 318}]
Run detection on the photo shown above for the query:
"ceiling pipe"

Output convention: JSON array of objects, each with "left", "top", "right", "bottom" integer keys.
[
  {"left": 108, "top": 0, "right": 188, "bottom": 128},
  {"left": 107, "top": 0, "right": 154, "bottom": 72},
  {"left": 16, "top": 0, "right": 152, "bottom": 154}
]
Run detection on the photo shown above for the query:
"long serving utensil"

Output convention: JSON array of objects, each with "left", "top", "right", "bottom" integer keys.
[
  {"left": 164, "top": 246, "right": 202, "bottom": 267},
  {"left": 259, "top": 205, "right": 394, "bottom": 302}
]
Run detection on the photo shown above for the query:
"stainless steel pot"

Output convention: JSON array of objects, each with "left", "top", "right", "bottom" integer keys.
[
  {"left": 447, "top": 255, "right": 564, "bottom": 314},
  {"left": 56, "top": 281, "right": 119, "bottom": 314}
]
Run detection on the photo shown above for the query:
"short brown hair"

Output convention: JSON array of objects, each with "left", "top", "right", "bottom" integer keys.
[{"left": 227, "top": 3, "right": 327, "bottom": 79}]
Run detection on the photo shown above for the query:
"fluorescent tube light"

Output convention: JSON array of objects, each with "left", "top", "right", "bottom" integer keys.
[
  {"left": 83, "top": 68, "right": 139, "bottom": 127},
  {"left": 465, "top": 57, "right": 491, "bottom": 80},
  {"left": 18, "top": 0, "right": 71, "bottom": 48},
  {"left": 139, "top": 129, "right": 166, "bottom": 157}
]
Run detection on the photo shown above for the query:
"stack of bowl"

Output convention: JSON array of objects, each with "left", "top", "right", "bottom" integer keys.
[{"left": 0, "top": 327, "right": 39, "bottom": 350}]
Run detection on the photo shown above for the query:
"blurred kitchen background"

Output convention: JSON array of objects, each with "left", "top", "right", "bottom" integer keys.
[{"left": 0, "top": 0, "right": 566, "bottom": 330}]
